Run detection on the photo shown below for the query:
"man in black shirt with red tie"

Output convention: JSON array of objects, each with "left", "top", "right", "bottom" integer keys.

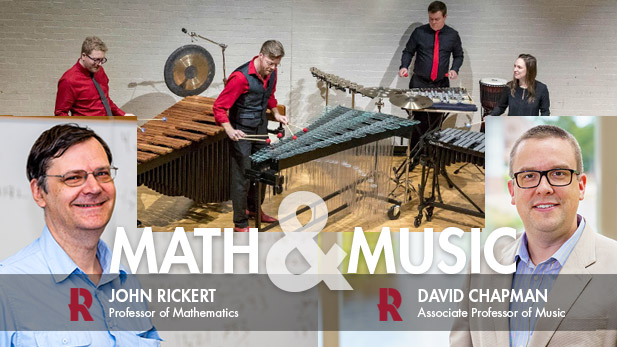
[{"left": 398, "top": 1, "right": 463, "bottom": 149}]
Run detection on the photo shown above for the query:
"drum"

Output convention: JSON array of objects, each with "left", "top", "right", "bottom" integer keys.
[{"left": 479, "top": 78, "right": 508, "bottom": 115}]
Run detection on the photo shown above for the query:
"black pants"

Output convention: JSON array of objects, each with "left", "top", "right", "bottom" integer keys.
[
  {"left": 229, "top": 118, "right": 268, "bottom": 228},
  {"left": 408, "top": 74, "right": 450, "bottom": 150}
]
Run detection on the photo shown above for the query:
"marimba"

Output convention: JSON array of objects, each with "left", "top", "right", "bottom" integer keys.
[
  {"left": 414, "top": 128, "right": 485, "bottom": 227},
  {"left": 137, "top": 96, "right": 231, "bottom": 203},
  {"left": 137, "top": 96, "right": 286, "bottom": 204}
]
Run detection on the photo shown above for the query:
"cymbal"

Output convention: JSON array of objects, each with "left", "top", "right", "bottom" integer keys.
[
  {"left": 389, "top": 93, "right": 433, "bottom": 110},
  {"left": 164, "top": 44, "right": 215, "bottom": 97},
  {"left": 358, "top": 87, "right": 400, "bottom": 98}
]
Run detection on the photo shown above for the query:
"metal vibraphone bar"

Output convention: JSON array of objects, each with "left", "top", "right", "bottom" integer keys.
[
  {"left": 414, "top": 128, "right": 485, "bottom": 227},
  {"left": 249, "top": 105, "right": 419, "bottom": 230},
  {"left": 402, "top": 88, "right": 477, "bottom": 112},
  {"left": 251, "top": 105, "right": 419, "bottom": 172},
  {"left": 137, "top": 96, "right": 232, "bottom": 203}
]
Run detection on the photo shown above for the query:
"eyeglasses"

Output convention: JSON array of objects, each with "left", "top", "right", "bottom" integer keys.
[
  {"left": 43, "top": 167, "right": 118, "bottom": 187},
  {"left": 85, "top": 54, "right": 108, "bottom": 65},
  {"left": 512, "top": 168, "right": 579, "bottom": 189}
]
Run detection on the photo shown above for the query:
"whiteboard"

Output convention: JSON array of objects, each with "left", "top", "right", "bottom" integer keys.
[{"left": 0, "top": 116, "right": 136, "bottom": 259}]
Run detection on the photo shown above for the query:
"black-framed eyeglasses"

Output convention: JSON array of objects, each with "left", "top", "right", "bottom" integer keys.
[
  {"left": 43, "top": 167, "right": 118, "bottom": 187},
  {"left": 84, "top": 53, "right": 107, "bottom": 65},
  {"left": 512, "top": 168, "right": 579, "bottom": 189}
]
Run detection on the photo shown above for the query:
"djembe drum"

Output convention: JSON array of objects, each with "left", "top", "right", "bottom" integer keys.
[{"left": 479, "top": 78, "right": 508, "bottom": 132}]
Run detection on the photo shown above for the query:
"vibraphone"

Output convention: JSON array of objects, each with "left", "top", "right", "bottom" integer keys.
[
  {"left": 414, "top": 128, "right": 485, "bottom": 227},
  {"left": 249, "top": 105, "right": 419, "bottom": 230},
  {"left": 137, "top": 96, "right": 232, "bottom": 203}
]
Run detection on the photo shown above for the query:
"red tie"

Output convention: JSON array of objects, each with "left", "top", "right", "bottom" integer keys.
[{"left": 430, "top": 30, "right": 440, "bottom": 81}]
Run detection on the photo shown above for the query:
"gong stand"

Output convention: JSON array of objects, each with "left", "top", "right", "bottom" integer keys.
[{"left": 182, "top": 28, "right": 228, "bottom": 85}]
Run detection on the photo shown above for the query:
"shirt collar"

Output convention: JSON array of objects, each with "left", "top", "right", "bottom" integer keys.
[
  {"left": 40, "top": 226, "right": 127, "bottom": 284},
  {"left": 515, "top": 214, "right": 586, "bottom": 267},
  {"left": 75, "top": 59, "right": 90, "bottom": 76},
  {"left": 75, "top": 59, "right": 103, "bottom": 77},
  {"left": 248, "top": 55, "right": 274, "bottom": 83},
  {"left": 429, "top": 24, "right": 448, "bottom": 33},
  {"left": 249, "top": 56, "right": 259, "bottom": 76}
]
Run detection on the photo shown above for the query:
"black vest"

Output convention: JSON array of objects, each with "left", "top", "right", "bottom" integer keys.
[{"left": 229, "top": 61, "right": 276, "bottom": 128}]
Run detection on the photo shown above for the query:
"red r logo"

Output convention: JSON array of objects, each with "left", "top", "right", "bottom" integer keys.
[
  {"left": 378, "top": 288, "right": 402, "bottom": 321},
  {"left": 69, "top": 288, "right": 94, "bottom": 321}
]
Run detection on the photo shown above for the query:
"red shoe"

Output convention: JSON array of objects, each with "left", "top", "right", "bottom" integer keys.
[
  {"left": 246, "top": 210, "right": 278, "bottom": 223},
  {"left": 233, "top": 226, "right": 250, "bottom": 232}
]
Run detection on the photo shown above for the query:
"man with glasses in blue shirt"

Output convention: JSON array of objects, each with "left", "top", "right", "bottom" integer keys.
[
  {"left": 55, "top": 36, "right": 135, "bottom": 117},
  {"left": 451, "top": 125, "right": 617, "bottom": 346},
  {"left": 0, "top": 124, "right": 159, "bottom": 346}
]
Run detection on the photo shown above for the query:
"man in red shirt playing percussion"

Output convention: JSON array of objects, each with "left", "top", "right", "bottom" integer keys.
[{"left": 213, "top": 40, "right": 288, "bottom": 232}]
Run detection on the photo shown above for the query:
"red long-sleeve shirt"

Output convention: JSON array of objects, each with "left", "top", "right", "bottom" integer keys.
[
  {"left": 54, "top": 60, "right": 125, "bottom": 117},
  {"left": 213, "top": 56, "right": 277, "bottom": 124}
]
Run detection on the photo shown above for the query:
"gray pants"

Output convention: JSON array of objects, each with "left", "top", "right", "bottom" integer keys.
[{"left": 229, "top": 118, "right": 268, "bottom": 227}]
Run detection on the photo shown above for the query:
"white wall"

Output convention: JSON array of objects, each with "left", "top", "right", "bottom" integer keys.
[{"left": 1, "top": 0, "right": 616, "bottom": 123}]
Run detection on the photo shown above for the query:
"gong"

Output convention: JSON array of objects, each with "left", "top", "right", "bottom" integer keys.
[{"left": 164, "top": 44, "right": 215, "bottom": 96}]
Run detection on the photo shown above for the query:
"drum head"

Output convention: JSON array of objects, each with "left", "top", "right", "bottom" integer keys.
[
  {"left": 479, "top": 78, "right": 507, "bottom": 87},
  {"left": 164, "top": 45, "right": 216, "bottom": 97}
]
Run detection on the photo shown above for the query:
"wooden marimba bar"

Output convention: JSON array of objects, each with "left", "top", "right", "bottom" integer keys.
[
  {"left": 137, "top": 96, "right": 231, "bottom": 203},
  {"left": 137, "top": 96, "right": 286, "bottom": 204}
]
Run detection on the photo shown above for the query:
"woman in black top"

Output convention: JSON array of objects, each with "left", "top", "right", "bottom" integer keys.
[{"left": 490, "top": 54, "right": 550, "bottom": 116}]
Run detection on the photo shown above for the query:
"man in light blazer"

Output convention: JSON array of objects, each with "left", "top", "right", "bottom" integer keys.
[{"left": 450, "top": 125, "right": 617, "bottom": 346}]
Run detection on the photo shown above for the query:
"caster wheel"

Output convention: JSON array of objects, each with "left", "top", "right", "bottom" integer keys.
[
  {"left": 387, "top": 205, "right": 401, "bottom": 220},
  {"left": 275, "top": 185, "right": 283, "bottom": 195},
  {"left": 414, "top": 215, "right": 422, "bottom": 227},
  {"left": 426, "top": 207, "right": 434, "bottom": 221}
]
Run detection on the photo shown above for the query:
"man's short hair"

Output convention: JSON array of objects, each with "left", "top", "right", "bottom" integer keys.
[
  {"left": 260, "top": 40, "right": 285, "bottom": 59},
  {"left": 81, "top": 36, "right": 108, "bottom": 55},
  {"left": 428, "top": 1, "right": 447, "bottom": 16},
  {"left": 27, "top": 124, "right": 113, "bottom": 192},
  {"left": 509, "top": 125, "right": 583, "bottom": 177}
]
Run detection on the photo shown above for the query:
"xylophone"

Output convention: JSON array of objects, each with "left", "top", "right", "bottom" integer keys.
[
  {"left": 248, "top": 105, "right": 420, "bottom": 229},
  {"left": 137, "top": 96, "right": 286, "bottom": 204},
  {"left": 137, "top": 96, "right": 231, "bottom": 203},
  {"left": 414, "top": 128, "right": 485, "bottom": 227}
]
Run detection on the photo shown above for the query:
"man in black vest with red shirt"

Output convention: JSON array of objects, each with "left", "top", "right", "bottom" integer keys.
[{"left": 213, "top": 40, "right": 287, "bottom": 232}]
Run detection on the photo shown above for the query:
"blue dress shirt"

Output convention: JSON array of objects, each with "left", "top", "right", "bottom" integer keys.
[
  {"left": 0, "top": 226, "right": 161, "bottom": 346},
  {"left": 509, "top": 215, "right": 585, "bottom": 347}
]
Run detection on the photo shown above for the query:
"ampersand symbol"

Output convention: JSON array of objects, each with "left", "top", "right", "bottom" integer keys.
[{"left": 266, "top": 191, "right": 352, "bottom": 292}]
